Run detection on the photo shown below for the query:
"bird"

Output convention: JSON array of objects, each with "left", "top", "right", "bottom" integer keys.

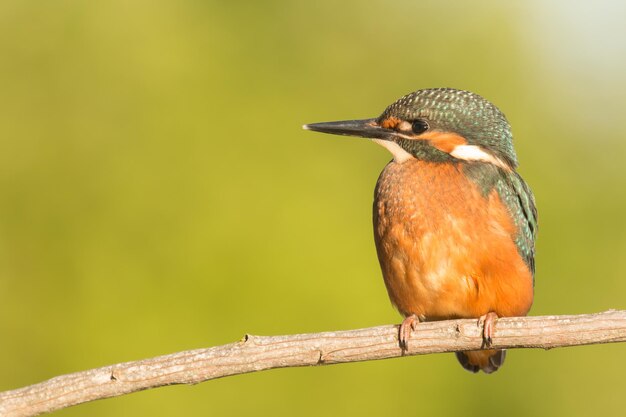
[{"left": 303, "top": 88, "right": 536, "bottom": 373}]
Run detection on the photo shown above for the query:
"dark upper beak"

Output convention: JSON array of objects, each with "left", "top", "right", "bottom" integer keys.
[{"left": 303, "top": 118, "right": 394, "bottom": 140}]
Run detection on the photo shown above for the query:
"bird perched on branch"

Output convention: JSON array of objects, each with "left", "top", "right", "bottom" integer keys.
[{"left": 304, "top": 88, "right": 536, "bottom": 373}]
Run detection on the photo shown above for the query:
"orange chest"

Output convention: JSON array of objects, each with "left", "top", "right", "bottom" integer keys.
[
  {"left": 373, "top": 159, "right": 533, "bottom": 319},
  {"left": 374, "top": 160, "right": 511, "bottom": 239}
]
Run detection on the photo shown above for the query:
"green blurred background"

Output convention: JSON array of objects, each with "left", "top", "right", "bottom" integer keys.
[{"left": 1, "top": 0, "right": 625, "bottom": 415}]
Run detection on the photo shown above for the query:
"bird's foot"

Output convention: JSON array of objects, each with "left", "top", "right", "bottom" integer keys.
[
  {"left": 399, "top": 314, "right": 420, "bottom": 351},
  {"left": 478, "top": 312, "right": 499, "bottom": 348}
]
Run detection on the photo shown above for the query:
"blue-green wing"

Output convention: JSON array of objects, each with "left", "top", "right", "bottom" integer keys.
[{"left": 496, "top": 171, "right": 537, "bottom": 276}]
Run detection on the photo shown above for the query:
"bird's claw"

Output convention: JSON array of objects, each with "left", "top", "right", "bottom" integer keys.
[
  {"left": 478, "top": 312, "right": 499, "bottom": 348},
  {"left": 399, "top": 314, "right": 420, "bottom": 351}
]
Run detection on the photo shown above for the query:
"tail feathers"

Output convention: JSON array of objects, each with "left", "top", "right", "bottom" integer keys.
[{"left": 455, "top": 349, "right": 506, "bottom": 374}]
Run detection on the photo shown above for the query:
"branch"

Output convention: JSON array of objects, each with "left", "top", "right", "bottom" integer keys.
[{"left": 2, "top": 310, "right": 626, "bottom": 416}]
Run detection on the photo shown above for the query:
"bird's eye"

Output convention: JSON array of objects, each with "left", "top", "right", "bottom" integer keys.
[{"left": 411, "top": 119, "right": 429, "bottom": 134}]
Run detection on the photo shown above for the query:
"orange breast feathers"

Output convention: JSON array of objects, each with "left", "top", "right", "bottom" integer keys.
[{"left": 373, "top": 159, "right": 534, "bottom": 321}]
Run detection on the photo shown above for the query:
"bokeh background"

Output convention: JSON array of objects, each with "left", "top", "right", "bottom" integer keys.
[{"left": 2, "top": 1, "right": 626, "bottom": 416}]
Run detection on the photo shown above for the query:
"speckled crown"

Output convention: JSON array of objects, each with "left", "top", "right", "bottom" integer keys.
[{"left": 380, "top": 88, "right": 517, "bottom": 168}]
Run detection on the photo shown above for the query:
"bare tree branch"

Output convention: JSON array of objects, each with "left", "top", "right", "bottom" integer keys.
[{"left": 1, "top": 310, "right": 625, "bottom": 417}]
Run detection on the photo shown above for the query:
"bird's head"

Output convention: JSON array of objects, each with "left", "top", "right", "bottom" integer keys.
[{"left": 304, "top": 88, "right": 517, "bottom": 170}]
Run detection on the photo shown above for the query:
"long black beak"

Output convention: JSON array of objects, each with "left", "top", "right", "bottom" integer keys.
[{"left": 303, "top": 118, "right": 394, "bottom": 140}]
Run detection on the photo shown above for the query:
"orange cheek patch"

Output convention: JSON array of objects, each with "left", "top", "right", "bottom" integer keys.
[
  {"left": 419, "top": 131, "right": 467, "bottom": 153},
  {"left": 380, "top": 116, "right": 402, "bottom": 129}
]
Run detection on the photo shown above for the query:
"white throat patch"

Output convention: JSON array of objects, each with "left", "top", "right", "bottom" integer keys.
[{"left": 372, "top": 139, "right": 414, "bottom": 163}]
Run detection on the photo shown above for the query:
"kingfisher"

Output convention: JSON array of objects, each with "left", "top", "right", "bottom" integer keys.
[{"left": 304, "top": 88, "right": 536, "bottom": 373}]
